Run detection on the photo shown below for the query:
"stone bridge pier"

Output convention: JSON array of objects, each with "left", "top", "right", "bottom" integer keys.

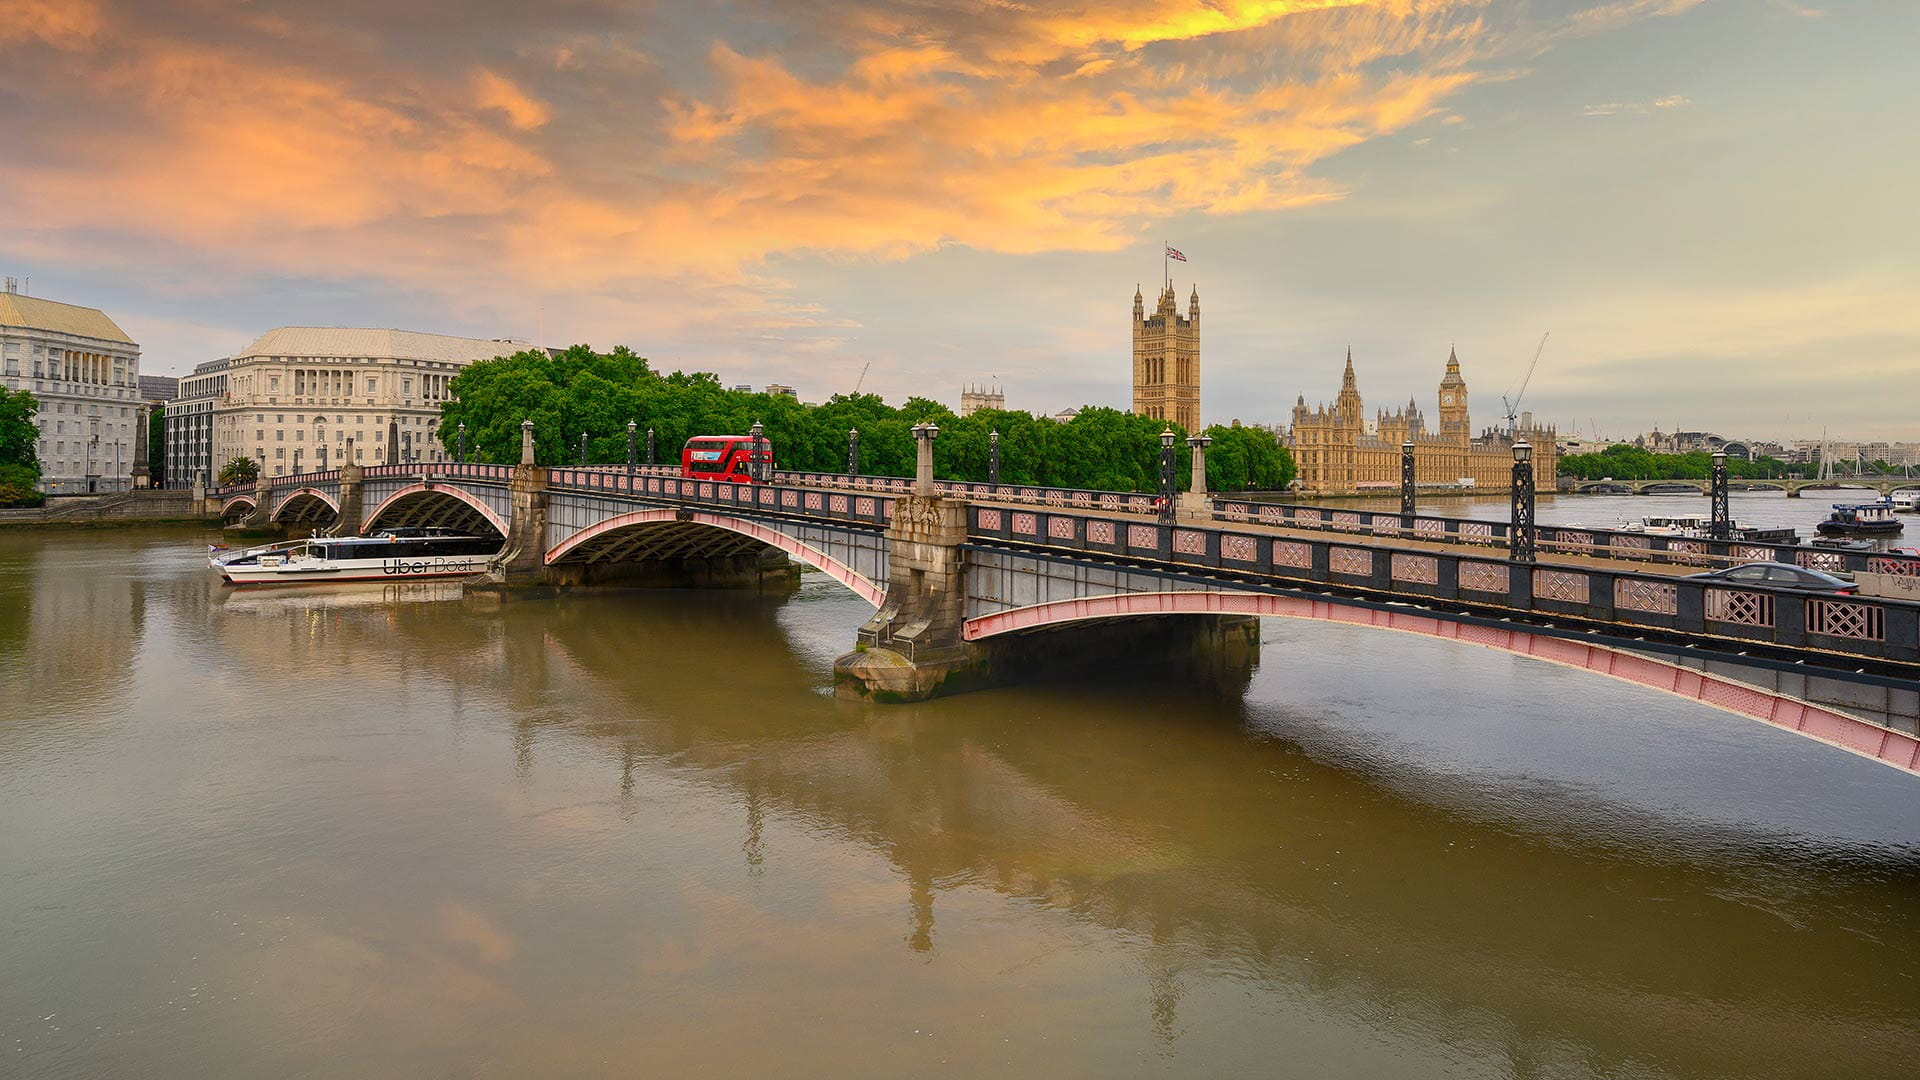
[{"left": 833, "top": 422, "right": 1258, "bottom": 703}]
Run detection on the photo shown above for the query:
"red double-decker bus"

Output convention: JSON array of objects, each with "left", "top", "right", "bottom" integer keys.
[{"left": 681, "top": 434, "right": 773, "bottom": 483}]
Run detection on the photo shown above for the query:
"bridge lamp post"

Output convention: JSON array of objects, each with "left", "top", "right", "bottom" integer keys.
[
  {"left": 1400, "top": 440, "right": 1417, "bottom": 521},
  {"left": 293, "top": 447, "right": 301, "bottom": 475},
  {"left": 912, "top": 422, "right": 939, "bottom": 495},
  {"left": 646, "top": 426, "right": 656, "bottom": 466},
  {"left": 847, "top": 427, "right": 860, "bottom": 477},
  {"left": 626, "top": 420, "right": 637, "bottom": 481},
  {"left": 578, "top": 431, "right": 589, "bottom": 467},
  {"left": 1157, "top": 428, "right": 1177, "bottom": 524},
  {"left": 1509, "top": 441, "right": 1536, "bottom": 564},
  {"left": 988, "top": 429, "right": 1000, "bottom": 486},
  {"left": 749, "top": 420, "right": 767, "bottom": 483},
  {"left": 456, "top": 422, "right": 467, "bottom": 465},
  {"left": 1710, "top": 450, "right": 1731, "bottom": 541}
]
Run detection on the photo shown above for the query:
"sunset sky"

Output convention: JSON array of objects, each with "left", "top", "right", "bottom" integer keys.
[{"left": 2, "top": 0, "right": 1914, "bottom": 440}]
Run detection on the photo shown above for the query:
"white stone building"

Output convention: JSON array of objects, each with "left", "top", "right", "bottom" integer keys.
[
  {"left": 0, "top": 287, "right": 143, "bottom": 494},
  {"left": 206, "top": 327, "right": 527, "bottom": 477}
]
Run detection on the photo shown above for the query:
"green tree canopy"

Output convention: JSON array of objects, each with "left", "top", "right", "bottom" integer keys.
[
  {"left": 439, "top": 348, "right": 1297, "bottom": 493},
  {"left": 218, "top": 456, "right": 259, "bottom": 486}
]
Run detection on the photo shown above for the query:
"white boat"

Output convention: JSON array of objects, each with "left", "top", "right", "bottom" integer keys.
[
  {"left": 1616, "top": 513, "right": 1797, "bottom": 544},
  {"left": 1890, "top": 488, "right": 1920, "bottom": 513},
  {"left": 211, "top": 528, "right": 501, "bottom": 585}
]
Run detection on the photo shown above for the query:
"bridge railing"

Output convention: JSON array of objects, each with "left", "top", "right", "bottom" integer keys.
[
  {"left": 966, "top": 505, "right": 1920, "bottom": 671},
  {"left": 1209, "top": 499, "right": 1920, "bottom": 579},
  {"left": 548, "top": 469, "right": 895, "bottom": 529}
]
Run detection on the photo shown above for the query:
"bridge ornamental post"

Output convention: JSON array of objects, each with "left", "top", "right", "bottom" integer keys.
[
  {"left": 750, "top": 421, "right": 767, "bottom": 483},
  {"left": 912, "top": 422, "right": 939, "bottom": 496},
  {"left": 1181, "top": 434, "right": 1212, "bottom": 518},
  {"left": 848, "top": 427, "right": 860, "bottom": 477},
  {"left": 988, "top": 429, "right": 999, "bottom": 486},
  {"left": 1710, "top": 451, "right": 1731, "bottom": 540},
  {"left": 457, "top": 422, "right": 467, "bottom": 465},
  {"left": 626, "top": 420, "right": 636, "bottom": 482},
  {"left": 520, "top": 419, "right": 535, "bottom": 466},
  {"left": 1400, "top": 440, "right": 1416, "bottom": 523},
  {"left": 579, "top": 431, "right": 589, "bottom": 467},
  {"left": 1509, "top": 441, "right": 1537, "bottom": 564},
  {"left": 336, "top": 458, "right": 364, "bottom": 536}
]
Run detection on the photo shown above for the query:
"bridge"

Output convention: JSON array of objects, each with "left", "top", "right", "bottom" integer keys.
[
  {"left": 204, "top": 428, "right": 1920, "bottom": 777},
  {"left": 1564, "top": 477, "right": 1911, "bottom": 497}
]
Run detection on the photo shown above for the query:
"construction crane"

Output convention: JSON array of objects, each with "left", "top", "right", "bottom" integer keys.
[
  {"left": 851, "top": 361, "right": 871, "bottom": 397},
  {"left": 1501, "top": 332, "right": 1549, "bottom": 435}
]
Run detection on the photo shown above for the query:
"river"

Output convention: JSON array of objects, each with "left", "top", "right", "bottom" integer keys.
[{"left": 2, "top": 526, "right": 1917, "bottom": 1078}]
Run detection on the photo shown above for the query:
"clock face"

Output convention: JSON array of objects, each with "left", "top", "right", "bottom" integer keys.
[{"left": 1442, "top": 392, "right": 1455, "bottom": 405}]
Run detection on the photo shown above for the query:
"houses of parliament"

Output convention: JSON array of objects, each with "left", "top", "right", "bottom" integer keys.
[
  {"left": 1127, "top": 284, "right": 1555, "bottom": 495},
  {"left": 1288, "top": 347, "right": 1557, "bottom": 495}
]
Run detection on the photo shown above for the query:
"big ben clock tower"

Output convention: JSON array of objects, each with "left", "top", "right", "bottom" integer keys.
[{"left": 1437, "top": 345, "right": 1470, "bottom": 443}]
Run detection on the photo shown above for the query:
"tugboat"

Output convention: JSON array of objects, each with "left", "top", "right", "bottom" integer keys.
[{"left": 1815, "top": 500, "right": 1904, "bottom": 538}]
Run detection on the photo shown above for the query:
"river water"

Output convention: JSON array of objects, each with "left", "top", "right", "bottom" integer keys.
[{"left": 2, "top": 526, "right": 1917, "bottom": 1079}]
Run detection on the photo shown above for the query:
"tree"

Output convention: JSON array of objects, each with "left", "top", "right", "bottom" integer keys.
[
  {"left": 0, "top": 389, "right": 42, "bottom": 507},
  {"left": 438, "top": 347, "right": 1295, "bottom": 494},
  {"left": 218, "top": 456, "right": 259, "bottom": 486}
]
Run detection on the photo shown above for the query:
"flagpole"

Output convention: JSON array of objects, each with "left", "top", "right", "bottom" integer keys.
[{"left": 1163, "top": 241, "right": 1168, "bottom": 291}]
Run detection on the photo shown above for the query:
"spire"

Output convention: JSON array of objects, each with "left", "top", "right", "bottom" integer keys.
[{"left": 1341, "top": 347, "right": 1356, "bottom": 390}]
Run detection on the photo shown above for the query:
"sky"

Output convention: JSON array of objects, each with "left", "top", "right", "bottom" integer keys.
[{"left": 2, "top": 0, "right": 1915, "bottom": 441}]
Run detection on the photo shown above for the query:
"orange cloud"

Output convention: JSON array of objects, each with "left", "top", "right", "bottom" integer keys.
[
  {"left": 0, "top": 0, "right": 1688, "bottom": 344},
  {"left": 0, "top": 0, "right": 104, "bottom": 47},
  {"left": 474, "top": 67, "right": 553, "bottom": 130}
]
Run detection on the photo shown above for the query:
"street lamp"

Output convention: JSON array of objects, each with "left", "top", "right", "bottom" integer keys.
[
  {"left": 1400, "top": 440, "right": 1417, "bottom": 519},
  {"left": 988, "top": 429, "right": 1001, "bottom": 486},
  {"left": 456, "top": 422, "right": 467, "bottom": 464},
  {"left": 579, "top": 431, "right": 589, "bottom": 466},
  {"left": 847, "top": 427, "right": 860, "bottom": 477},
  {"left": 1710, "top": 450, "right": 1730, "bottom": 541},
  {"left": 293, "top": 447, "right": 302, "bottom": 475},
  {"left": 646, "top": 426, "right": 656, "bottom": 467},
  {"left": 748, "top": 420, "right": 767, "bottom": 483},
  {"left": 1157, "top": 428, "right": 1177, "bottom": 524},
  {"left": 1509, "top": 441, "right": 1536, "bottom": 563},
  {"left": 626, "top": 419, "right": 637, "bottom": 481}
]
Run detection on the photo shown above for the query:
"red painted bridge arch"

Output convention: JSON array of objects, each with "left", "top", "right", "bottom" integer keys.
[
  {"left": 545, "top": 508, "right": 884, "bottom": 607},
  {"left": 965, "top": 591, "right": 1920, "bottom": 777}
]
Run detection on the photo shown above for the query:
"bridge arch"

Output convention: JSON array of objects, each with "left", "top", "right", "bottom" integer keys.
[
  {"left": 364, "top": 483, "right": 508, "bottom": 537},
  {"left": 546, "top": 509, "right": 884, "bottom": 607},
  {"left": 270, "top": 487, "right": 339, "bottom": 524},
  {"left": 220, "top": 495, "right": 256, "bottom": 520},
  {"left": 965, "top": 591, "right": 1920, "bottom": 776}
]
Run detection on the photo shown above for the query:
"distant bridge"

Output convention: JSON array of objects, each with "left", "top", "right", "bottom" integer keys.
[
  {"left": 206, "top": 454, "right": 1920, "bottom": 776},
  {"left": 1563, "top": 477, "right": 1910, "bottom": 497}
]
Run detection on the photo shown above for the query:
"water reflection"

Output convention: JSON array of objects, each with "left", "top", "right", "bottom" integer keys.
[{"left": 1, "top": 528, "right": 1917, "bottom": 1079}]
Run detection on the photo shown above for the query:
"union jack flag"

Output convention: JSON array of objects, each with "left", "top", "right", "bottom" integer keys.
[{"left": 1165, "top": 246, "right": 1187, "bottom": 262}]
